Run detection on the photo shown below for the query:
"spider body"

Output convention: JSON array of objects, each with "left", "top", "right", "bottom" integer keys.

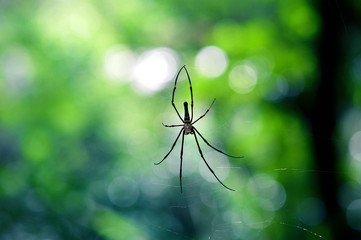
[
  {"left": 155, "top": 65, "right": 243, "bottom": 192},
  {"left": 183, "top": 102, "right": 193, "bottom": 134},
  {"left": 183, "top": 122, "right": 193, "bottom": 135}
]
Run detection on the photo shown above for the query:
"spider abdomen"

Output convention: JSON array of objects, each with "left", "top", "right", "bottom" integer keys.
[{"left": 183, "top": 102, "right": 190, "bottom": 122}]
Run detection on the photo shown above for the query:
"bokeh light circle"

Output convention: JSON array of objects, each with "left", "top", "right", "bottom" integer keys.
[
  {"left": 1, "top": 47, "right": 33, "bottom": 95},
  {"left": 107, "top": 176, "right": 139, "bottom": 207},
  {"left": 132, "top": 47, "right": 179, "bottom": 94},
  {"left": 349, "top": 131, "right": 361, "bottom": 161},
  {"left": 228, "top": 63, "right": 258, "bottom": 94},
  {"left": 103, "top": 45, "right": 136, "bottom": 82},
  {"left": 199, "top": 152, "right": 230, "bottom": 183},
  {"left": 195, "top": 46, "right": 228, "bottom": 78},
  {"left": 346, "top": 199, "right": 361, "bottom": 230},
  {"left": 248, "top": 174, "right": 287, "bottom": 211},
  {"left": 241, "top": 207, "right": 275, "bottom": 230}
]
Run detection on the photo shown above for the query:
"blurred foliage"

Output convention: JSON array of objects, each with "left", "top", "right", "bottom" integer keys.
[{"left": 0, "top": 0, "right": 360, "bottom": 239}]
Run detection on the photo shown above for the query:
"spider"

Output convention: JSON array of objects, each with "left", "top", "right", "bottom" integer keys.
[{"left": 155, "top": 65, "right": 243, "bottom": 192}]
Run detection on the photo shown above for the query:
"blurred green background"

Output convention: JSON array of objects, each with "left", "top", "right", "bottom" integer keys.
[{"left": 1, "top": 0, "right": 361, "bottom": 239}]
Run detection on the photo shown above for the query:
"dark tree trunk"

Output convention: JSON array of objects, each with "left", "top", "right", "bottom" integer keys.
[{"left": 309, "top": 0, "right": 360, "bottom": 239}]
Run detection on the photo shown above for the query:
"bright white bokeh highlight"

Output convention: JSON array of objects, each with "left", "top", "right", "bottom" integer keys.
[
  {"left": 1, "top": 47, "right": 33, "bottom": 95},
  {"left": 103, "top": 45, "right": 136, "bottom": 82},
  {"left": 103, "top": 46, "right": 179, "bottom": 94},
  {"left": 132, "top": 47, "right": 179, "bottom": 94},
  {"left": 195, "top": 46, "right": 228, "bottom": 78},
  {"left": 349, "top": 131, "right": 361, "bottom": 161},
  {"left": 228, "top": 63, "right": 258, "bottom": 94}
]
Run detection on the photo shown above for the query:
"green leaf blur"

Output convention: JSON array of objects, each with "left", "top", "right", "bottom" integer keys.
[{"left": 0, "top": 0, "right": 360, "bottom": 239}]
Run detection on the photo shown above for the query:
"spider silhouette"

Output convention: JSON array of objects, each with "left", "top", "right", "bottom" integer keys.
[{"left": 155, "top": 65, "right": 243, "bottom": 192}]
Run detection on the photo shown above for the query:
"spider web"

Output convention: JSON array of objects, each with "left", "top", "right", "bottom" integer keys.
[{"left": 147, "top": 118, "right": 345, "bottom": 240}]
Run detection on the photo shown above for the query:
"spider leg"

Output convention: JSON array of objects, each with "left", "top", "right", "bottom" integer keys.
[
  {"left": 172, "top": 66, "right": 186, "bottom": 122},
  {"left": 180, "top": 130, "right": 185, "bottom": 193},
  {"left": 192, "top": 98, "right": 216, "bottom": 125},
  {"left": 155, "top": 128, "right": 184, "bottom": 165},
  {"left": 193, "top": 131, "right": 235, "bottom": 191},
  {"left": 183, "top": 66, "right": 194, "bottom": 122},
  {"left": 193, "top": 127, "right": 244, "bottom": 158},
  {"left": 162, "top": 123, "right": 183, "bottom": 128}
]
